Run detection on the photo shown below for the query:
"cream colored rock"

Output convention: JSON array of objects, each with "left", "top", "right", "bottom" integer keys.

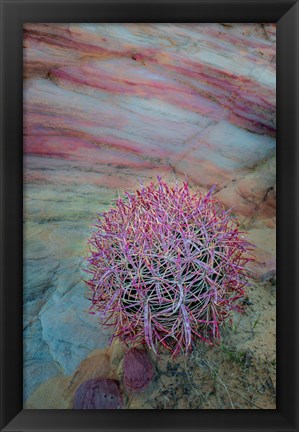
[
  {"left": 68, "top": 348, "right": 111, "bottom": 395},
  {"left": 108, "top": 339, "right": 128, "bottom": 370},
  {"left": 25, "top": 376, "right": 72, "bottom": 409},
  {"left": 116, "top": 358, "right": 124, "bottom": 383}
]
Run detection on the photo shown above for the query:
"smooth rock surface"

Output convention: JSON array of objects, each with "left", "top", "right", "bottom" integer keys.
[
  {"left": 73, "top": 379, "right": 123, "bottom": 409},
  {"left": 68, "top": 349, "right": 111, "bottom": 396},
  {"left": 123, "top": 348, "right": 155, "bottom": 393}
]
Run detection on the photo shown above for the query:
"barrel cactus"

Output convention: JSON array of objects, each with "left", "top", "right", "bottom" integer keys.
[{"left": 85, "top": 178, "right": 252, "bottom": 357}]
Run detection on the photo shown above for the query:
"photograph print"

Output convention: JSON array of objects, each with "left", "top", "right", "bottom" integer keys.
[{"left": 23, "top": 23, "right": 276, "bottom": 409}]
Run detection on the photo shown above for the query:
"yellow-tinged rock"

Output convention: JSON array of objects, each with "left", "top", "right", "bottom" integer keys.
[
  {"left": 108, "top": 339, "right": 127, "bottom": 369},
  {"left": 68, "top": 348, "right": 111, "bottom": 394},
  {"left": 25, "top": 376, "right": 72, "bottom": 409}
]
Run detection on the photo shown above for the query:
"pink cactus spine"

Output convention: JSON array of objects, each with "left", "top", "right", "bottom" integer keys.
[{"left": 85, "top": 177, "right": 253, "bottom": 357}]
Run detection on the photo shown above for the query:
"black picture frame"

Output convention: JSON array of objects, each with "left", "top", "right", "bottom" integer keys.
[{"left": 0, "top": 0, "right": 298, "bottom": 431}]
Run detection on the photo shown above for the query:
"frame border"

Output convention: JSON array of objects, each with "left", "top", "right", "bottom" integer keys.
[{"left": 1, "top": 1, "right": 298, "bottom": 431}]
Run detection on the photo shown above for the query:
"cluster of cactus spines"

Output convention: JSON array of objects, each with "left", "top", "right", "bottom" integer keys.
[{"left": 85, "top": 177, "right": 253, "bottom": 357}]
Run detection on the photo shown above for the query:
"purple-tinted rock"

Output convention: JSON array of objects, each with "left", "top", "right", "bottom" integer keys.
[
  {"left": 73, "top": 378, "right": 123, "bottom": 409},
  {"left": 123, "top": 348, "right": 154, "bottom": 393}
]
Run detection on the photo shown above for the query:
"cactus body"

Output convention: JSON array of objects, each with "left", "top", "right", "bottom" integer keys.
[{"left": 86, "top": 178, "right": 252, "bottom": 356}]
